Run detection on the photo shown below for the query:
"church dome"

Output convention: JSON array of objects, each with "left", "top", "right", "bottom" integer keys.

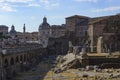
[
  {"left": 9, "top": 25, "right": 17, "bottom": 35},
  {"left": 39, "top": 17, "right": 50, "bottom": 29}
]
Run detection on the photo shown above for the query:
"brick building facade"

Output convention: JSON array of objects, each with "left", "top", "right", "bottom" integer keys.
[
  {"left": 65, "top": 15, "right": 90, "bottom": 51},
  {"left": 88, "top": 14, "right": 120, "bottom": 53},
  {"left": 66, "top": 14, "right": 120, "bottom": 53}
]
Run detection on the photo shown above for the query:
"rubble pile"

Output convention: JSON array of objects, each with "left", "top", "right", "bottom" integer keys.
[
  {"left": 54, "top": 41, "right": 88, "bottom": 73},
  {"left": 54, "top": 53, "right": 82, "bottom": 73}
]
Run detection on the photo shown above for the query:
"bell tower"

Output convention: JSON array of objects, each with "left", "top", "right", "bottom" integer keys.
[
  {"left": 23, "top": 24, "right": 26, "bottom": 33},
  {"left": 23, "top": 24, "right": 26, "bottom": 43}
]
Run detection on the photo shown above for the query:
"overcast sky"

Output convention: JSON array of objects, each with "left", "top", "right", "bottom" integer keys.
[{"left": 0, "top": 0, "right": 120, "bottom": 32}]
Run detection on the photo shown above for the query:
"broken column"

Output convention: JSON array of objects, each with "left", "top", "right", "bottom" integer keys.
[
  {"left": 68, "top": 41, "right": 73, "bottom": 53},
  {"left": 79, "top": 47, "right": 89, "bottom": 67},
  {"left": 97, "top": 36, "right": 103, "bottom": 53}
]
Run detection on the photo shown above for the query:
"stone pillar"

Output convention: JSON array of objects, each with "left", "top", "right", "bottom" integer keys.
[
  {"left": 90, "top": 43, "right": 94, "bottom": 52},
  {"left": 23, "top": 24, "right": 26, "bottom": 44},
  {"left": 89, "top": 25, "right": 94, "bottom": 52},
  {"left": 68, "top": 41, "right": 73, "bottom": 53},
  {"left": 73, "top": 46, "right": 79, "bottom": 54},
  {"left": 97, "top": 36, "right": 103, "bottom": 53},
  {"left": 103, "top": 44, "right": 107, "bottom": 53},
  {"left": 109, "top": 43, "right": 112, "bottom": 55},
  {"left": 80, "top": 47, "right": 89, "bottom": 67}
]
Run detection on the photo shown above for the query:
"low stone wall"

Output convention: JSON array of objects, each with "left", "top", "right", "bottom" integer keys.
[{"left": 88, "top": 57, "right": 120, "bottom": 68}]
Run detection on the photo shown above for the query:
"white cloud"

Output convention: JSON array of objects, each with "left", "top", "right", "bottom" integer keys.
[
  {"left": 51, "top": 3, "right": 59, "bottom": 7},
  {"left": 28, "top": 3, "right": 40, "bottom": 7},
  {"left": 6, "top": 0, "right": 33, "bottom": 3},
  {"left": 40, "top": 0, "right": 59, "bottom": 9},
  {"left": 0, "top": 0, "right": 60, "bottom": 12},
  {"left": 0, "top": 0, "right": 41, "bottom": 12},
  {"left": 1, "top": 5, "right": 16, "bottom": 12},
  {"left": 30, "top": 16, "right": 37, "bottom": 20},
  {"left": 0, "top": 3, "right": 17, "bottom": 12},
  {"left": 40, "top": 0, "right": 49, "bottom": 4},
  {"left": 0, "top": 0, "right": 34, "bottom": 3},
  {"left": 92, "top": 6, "right": 120, "bottom": 12},
  {"left": 0, "top": 0, "right": 4, "bottom": 3},
  {"left": 74, "top": 0, "right": 97, "bottom": 2},
  {"left": 45, "top": 3, "right": 59, "bottom": 9}
]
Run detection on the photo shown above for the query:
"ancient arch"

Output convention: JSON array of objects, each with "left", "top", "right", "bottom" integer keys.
[
  {"left": 4, "top": 59, "right": 9, "bottom": 67},
  {"left": 20, "top": 55, "right": 23, "bottom": 62},
  {"left": 10, "top": 57, "right": 14, "bottom": 65},
  {"left": 16, "top": 56, "right": 19, "bottom": 63},
  {"left": 30, "top": 54, "right": 33, "bottom": 59},
  {"left": 23, "top": 54, "right": 27, "bottom": 62},
  {"left": 26, "top": 54, "right": 29, "bottom": 61}
]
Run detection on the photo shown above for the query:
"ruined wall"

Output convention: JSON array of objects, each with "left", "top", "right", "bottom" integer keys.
[
  {"left": 47, "top": 37, "right": 69, "bottom": 55},
  {"left": 88, "top": 57, "right": 120, "bottom": 68},
  {"left": 0, "top": 47, "right": 47, "bottom": 80}
]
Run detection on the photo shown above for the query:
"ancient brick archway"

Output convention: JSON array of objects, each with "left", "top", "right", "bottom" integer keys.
[
  {"left": 103, "top": 34, "right": 119, "bottom": 53},
  {"left": 10, "top": 57, "right": 14, "bottom": 66},
  {"left": 4, "top": 59, "right": 9, "bottom": 68},
  {"left": 15, "top": 56, "right": 19, "bottom": 63},
  {"left": 20, "top": 55, "right": 23, "bottom": 62},
  {"left": 23, "top": 54, "right": 27, "bottom": 62}
]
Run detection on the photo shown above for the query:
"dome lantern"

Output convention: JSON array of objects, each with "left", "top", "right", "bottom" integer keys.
[{"left": 39, "top": 17, "right": 50, "bottom": 30}]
